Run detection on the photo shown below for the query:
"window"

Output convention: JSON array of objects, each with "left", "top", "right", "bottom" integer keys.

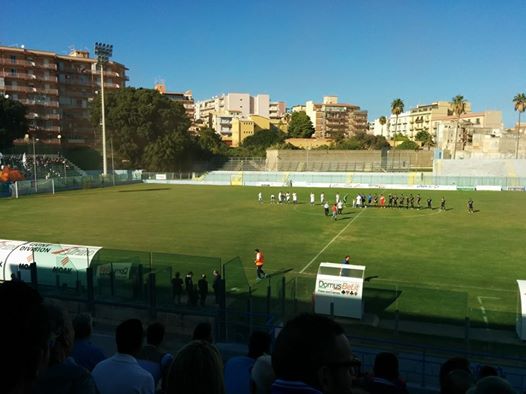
[
  {"left": 10, "top": 68, "right": 16, "bottom": 76},
  {"left": 10, "top": 55, "right": 16, "bottom": 63}
]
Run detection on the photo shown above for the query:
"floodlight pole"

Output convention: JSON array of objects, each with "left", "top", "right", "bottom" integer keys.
[{"left": 94, "top": 42, "right": 113, "bottom": 176}]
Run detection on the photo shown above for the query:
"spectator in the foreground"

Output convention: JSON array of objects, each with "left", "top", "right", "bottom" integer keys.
[
  {"left": 92, "top": 318, "right": 154, "bottom": 394},
  {"left": 466, "top": 376, "right": 516, "bottom": 394},
  {"left": 440, "top": 357, "right": 473, "bottom": 394},
  {"left": 251, "top": 355, "right": 275, "bottom": 394},
  {"left": 193, "top": 321, "right": 214, "bottom": 343},
  {"left": 0, "top": 281, "right": 50, "bottom": 394},
  {"left": 137, "top": 322, "right": 174, "bottom": 390},
  {"left": 366, "top": 352, "right": 408, "bottom": 394},
  {"left": 70, "top": 313, "right": 106, "bottom": 371},
  {"left": 33, "top": 300, "right": 98, "bottom": 394},
  {"left": 224, "top": 330, "right": 272, "bottom": 394},
  {"left": 271, "top": 313, "right": 355, "bottom": 394},
  {"left": 165, "top": 340, "right": 225, "bottom": 394}
]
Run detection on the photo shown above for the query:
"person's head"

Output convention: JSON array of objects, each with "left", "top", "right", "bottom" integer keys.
[
  {"left": 0, "top": 281, "right": 49, "bottom": 394},
  {"left": 45, "top": 299, "right": 75, "bottom": 366},
  {"left": 272, "top": 313, "right": 354, "bottom": 394},
  {"left": 213, "top": 270, "right": 221, "bottom": 278},
  {"left": 116, "top": 319, "right": 144, "bottom": 356},
  {"left": 251, "top": 355, "right": 275, "bottom": 394},
  {"left": 146, "top": 322, "right": 165, "bottom": 347},
  {"left": 73, "top": 313, "right": 93, "bottom": 341},
  {"left": 440, "top": 357, "right": 474, "bottom": 394},
  {"left": 248, "top": 331, "right": 271, "bottom": 359},
  {"left": 193, "top": 321, "right": 213, "bottom": 343},
  {"left": 478, "top": 365, "right": 498, "bottom": 379},
  {"left": 201, "top": 274, "right": 206, "bottom": 279},
  {"left": 344, "top": 256, "right": 350, "bottom": 263},
  {"left": 255, "top": 249, "right": 260, "bottom": 253},
  {"left": 166, "top": 340, "right": 224, "bottom": 394},
  {"left": 373, "top": 352, "right": 399, "bottom": 381},
  {"left": 466, "top": 376, "right": 516, "bottom": 394}
]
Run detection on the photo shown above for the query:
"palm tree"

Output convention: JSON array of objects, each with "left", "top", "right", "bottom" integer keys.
[
  {"left": 379, "top": 115, "right": 387, "bottom": 137},
  {"left": 513, "top": 93, "right": 526, "bottom": 159},
  {"left": 450, "top": 95, "right": 467, "bottom": 159},
  {"left": 390, "top": 99, "right": 404, "bottom": 147}
]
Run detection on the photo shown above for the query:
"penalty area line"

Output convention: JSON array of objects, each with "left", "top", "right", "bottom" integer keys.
[{"left": 299, "top": 209, "right": 365, "bottom": 274}]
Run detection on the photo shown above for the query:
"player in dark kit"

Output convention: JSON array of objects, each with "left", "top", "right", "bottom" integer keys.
[
  {"left": 468, "top": 198, "right": 474, "bottom": 213},
  {"left": 427, "top": 197, "right": 432, "bottom": 209},
  {"left": 440, "top": 197, "right": 446, "bottom": 211}
]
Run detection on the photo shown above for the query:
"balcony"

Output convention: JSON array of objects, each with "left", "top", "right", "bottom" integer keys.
[{"left": 19, "top": 99, "right": 59, "bottom": 108}]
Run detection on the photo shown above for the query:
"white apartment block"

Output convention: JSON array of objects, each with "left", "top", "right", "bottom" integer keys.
[
  {"left": 370, "top": 101, "right": 474, "bottom": 140},
  {"left": 195, "top": 92, "right": 285, "bottom": 138}
]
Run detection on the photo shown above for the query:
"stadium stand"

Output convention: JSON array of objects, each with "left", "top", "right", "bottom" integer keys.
[{"left": 1, "top": 153, "right": 85, "bottom": 180}]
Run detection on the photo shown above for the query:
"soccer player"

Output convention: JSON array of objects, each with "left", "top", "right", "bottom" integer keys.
[
  {"left": 255, "top": 249, "right": 266, "bottom": 281},
  {"left": 320, "top": 192, "right": 325, "bottom": 204},
  {"left": 337, "top": 200, "right": 343, "bottom": 215},
  {"left": 468, "top": 198, "right": 474, "bottom": 213},
  {"left": 310, "top": 192, "right": 315, "bottom": 206},
  {"left": 416, "top": 194, "right": 421, "bottom": 209},
  {"left": 335, "top": 193, "right": 340, "bottom": 204},
  {"left": 332, "top": 204, "right": 338, "bottom": 221},
  {"left": 258, "top": 192, "right": 263, "bottom": 203},
  {"left": 427, "top": 197, "right": 432, "bottom": 209},
  {"left": 379, "top": 194, "right": 385, "bottom": 208},
  {"left": 323, "top": 201, "right": 329, "bottom": 216},
  {"left": 440, "top": 197, "right": 446, "bottom": 211},
  {"left": 270, "top": 194, "right": 275, "bottom": 203},
  {"left": 292, "top": 192, "right": 298, "bottom": 204}
]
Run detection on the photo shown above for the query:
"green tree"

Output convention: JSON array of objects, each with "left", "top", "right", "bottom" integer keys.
[
  {"left": 397, "top": 140, "right": 419, "bottom": 150},
  {"left": 241, "top": 128, "right": 286, "bottom": 156},
  {"left": 287, "top": 111, "right": 315, "bottom": 138},
  {"left": 390, "top": 98, "right": 404, "bottom": 148},
  {"left": 379, "top": 115, "right": 387, "bottom": 137},
  {"left": 415, "top": 130, "right": 434, "bottom": 150},
  {"left": 450, "top": 95, "right": 467, "bottom": 159},
  {"left": 513, "top": 93, "right": 526, "bottom": 159},
  {"left": 0, "top": 95, "right": 28, "bottom": 150},
  {"left": 198, "top": 127, "right": 227, "bottom": 156},
  {"left": 90, "top": 87, "right": 195, "bottom": 170}
]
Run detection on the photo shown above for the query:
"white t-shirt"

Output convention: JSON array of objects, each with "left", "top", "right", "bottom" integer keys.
[{"left": 92, "top": 353, "right": 154, "bottom": 394}]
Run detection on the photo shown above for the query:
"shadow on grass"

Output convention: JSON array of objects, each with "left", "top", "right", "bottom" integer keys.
[{"left": 118, "top": 188, "right": 171, "bottom": 193}]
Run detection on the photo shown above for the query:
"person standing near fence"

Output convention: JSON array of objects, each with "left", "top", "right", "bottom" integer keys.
[
  {"left": 255, "top": 249, "right": 267, "bottom": 281},
  {"left": 198, "top": 274, "right": 208, "bottom": 306},
  {"left": 212, "top": 270, "right": 225, "bottom": 308},
  {"left": 171, "top": 272, "right": 183, "bottom": 304}
]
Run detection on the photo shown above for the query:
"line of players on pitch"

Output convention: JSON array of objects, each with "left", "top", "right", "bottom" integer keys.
[{"left": 258, "top": 191, "right": 475, "bottom": 213}]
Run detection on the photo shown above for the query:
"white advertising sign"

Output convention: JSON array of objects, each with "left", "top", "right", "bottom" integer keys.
[
  {"left": 0, "top": 239, "right": 102, "bottom": 287},
  {"left": 314, "top": 262, "right": 365, "bottom": 319}
]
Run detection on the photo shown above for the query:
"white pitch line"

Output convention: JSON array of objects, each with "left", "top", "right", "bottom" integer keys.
[{"left": 299, "top": 209, "right": 365, "bottom": 274}]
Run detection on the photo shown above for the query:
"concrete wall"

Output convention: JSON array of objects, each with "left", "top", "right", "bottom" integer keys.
[
  {"left": 266, "top": 150, "right": 433, "bottom": 171},
  {"left": 434, "top": 159, "right": 526, "bottom": 177}
]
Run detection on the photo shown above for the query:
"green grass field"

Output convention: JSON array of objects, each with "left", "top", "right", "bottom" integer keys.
[{"left": 2, "top": 183, "right": 526, "bottom": 330}]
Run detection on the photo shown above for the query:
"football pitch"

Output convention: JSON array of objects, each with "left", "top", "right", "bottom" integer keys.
[{"left": 2, "top": 183, "right": 526, "bottom": 331}]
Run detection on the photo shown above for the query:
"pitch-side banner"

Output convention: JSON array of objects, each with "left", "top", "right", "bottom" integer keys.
[{"left": 0, "top": 239, "right": 102, "bottom": 285}]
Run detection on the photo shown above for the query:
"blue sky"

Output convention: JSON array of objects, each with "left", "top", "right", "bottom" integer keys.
[{"left": 2, "top": 0, "right": 525, "bottom": 127}]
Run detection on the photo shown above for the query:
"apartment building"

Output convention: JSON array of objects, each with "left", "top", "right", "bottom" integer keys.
[
  {"left": 0, "top": 45, "right": 127, "bottom": 145},
  {"left": 434, "top": 110, "right": 503, "bottom": 153},
  {"left": 304, "top": 96, "right": 368, "bottom": 139},
  {"left": 194, "top": 92, "right": 286, "bottom": 139},
  {"left": 154, "top": 82, "right": 196, "bottom": 132},
  {"left": 370, "top": 101, "right": 474, "bottom": 140}
]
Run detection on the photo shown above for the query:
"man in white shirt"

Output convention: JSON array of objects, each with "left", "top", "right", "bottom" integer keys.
[
  {"left": 310, "top": 192, "right": 315, "bottom": 206},
  {"left": 92, "top": 319, "right": 154, "bottom": 394}
]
